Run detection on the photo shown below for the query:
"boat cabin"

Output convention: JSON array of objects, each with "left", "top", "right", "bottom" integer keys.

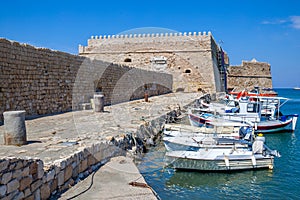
[{"left": 223, "top": 98, "right": 262, "bottom": 123}]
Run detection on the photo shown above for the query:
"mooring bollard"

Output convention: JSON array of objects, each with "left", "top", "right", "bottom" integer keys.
[
  {"left": 3, "top": 110, "right": 27, "bottom": 145},
  {"left": 94, "top": 94, "right": 104, "bottom": 112},
  {"left": 144, "top": 93, "right": 148, "bottom": 102}
]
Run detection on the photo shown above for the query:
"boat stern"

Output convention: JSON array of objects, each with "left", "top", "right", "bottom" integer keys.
[{"left": 292, "top": 114, "right": 299, "bottom": 131}]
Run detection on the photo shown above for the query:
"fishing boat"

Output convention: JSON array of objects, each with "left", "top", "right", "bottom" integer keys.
[
  {"left": 188, "top": 96, "right": 298, "bottom": 133},
  {"left": 257, "top": 115, "right": 298, "bottom": 133},
  {"left": 188, "top": 98, "right": 261, "bottom": 127},
  {"left": 163, "top": 122, "right": 250, "bottom": 138},
  {"left": 164, "top": 135, "right": 280, "bottom": 171},
  {"left": 163, "top": 121, "right": 253, "bottom": 152},
  {"left": 163, "top": 135, "right": 251, "bottom": 152}
]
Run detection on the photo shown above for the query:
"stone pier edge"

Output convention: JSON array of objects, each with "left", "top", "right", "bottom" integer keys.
[{"left": 0, "top": 97, "right": 198, "bottom": 200}]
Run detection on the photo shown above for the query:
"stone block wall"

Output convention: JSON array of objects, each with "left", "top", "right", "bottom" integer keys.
[
  {"left": 0, "top": 39, "right": 82, "bottom": 118},
  {"left": 0, "top": 141, "right": 125, "bottom": 199},
  {"left": 227, "top": 59, "right": 273, "bottom": 91},
  {"left": 0, "top": 38, "right": 172, "bottom": 122},
  {"left": 0, "top": 157, "right": 44, "bottom": 199}
]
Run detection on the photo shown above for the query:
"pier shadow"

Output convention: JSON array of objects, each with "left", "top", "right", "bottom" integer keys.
[{"left": 26, "top": 140, "right": 42, "bottom": 145}]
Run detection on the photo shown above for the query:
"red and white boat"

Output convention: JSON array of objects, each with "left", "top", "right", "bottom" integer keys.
[
  {"left": 229, "top": 87, "right": 278, "bottom": 98},
  {"left": 188, "top": 96, "right": 298, "bottom": 133}
]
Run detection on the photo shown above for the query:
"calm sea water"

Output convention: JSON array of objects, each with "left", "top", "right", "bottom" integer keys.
[{"left": 136, "top": 88, "right": 300, "bottom": 200}]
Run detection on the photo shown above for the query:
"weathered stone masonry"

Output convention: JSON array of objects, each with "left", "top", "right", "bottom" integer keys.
[
  {"left": 0, "top": 139, "right": 129, "bottom": 199},
  {"left": 79, "top": 32, "right": 227, "bottom": 93},
  {"left": 227, "top": 59, "right": 273, "bottom": 91},
  {"left": 0, "top": 38, "right": 172, "bottom": 122}
]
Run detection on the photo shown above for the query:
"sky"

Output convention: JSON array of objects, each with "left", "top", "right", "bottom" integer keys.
[{"left": 0, "top": 0, "right": 300, "bottom": 88}]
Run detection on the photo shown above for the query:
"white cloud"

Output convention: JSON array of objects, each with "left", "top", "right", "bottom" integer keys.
[
  {"left": 290, "top": 16, "right": 300, "bottom": 29},
  {"left": 261, "top": 19, "right": 287, "bottom": 25},
  {"left": 262, "top": 16, "right": 300, "bottom": 30}
]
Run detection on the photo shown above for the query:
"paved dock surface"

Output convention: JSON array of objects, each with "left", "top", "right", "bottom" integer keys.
[
  {"left": 0, "top": 92, "right": 199, "bottom": 165},
  {"left": 0, "top": 92, "right": 200, "bottom": 199},
  {"left": 58, "top": 156, "right": 157, "bottom": 200}
]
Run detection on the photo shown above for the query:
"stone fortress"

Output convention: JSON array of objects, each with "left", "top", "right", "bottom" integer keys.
[
  {"left": 79, "top": 31, "right": 226, "bottom": 94},
  {"left": 79, "top": 31, "right": 272, "bottom": 94},
  {"left": 227, "top": 58, "right": 272, "bottom": 91}
]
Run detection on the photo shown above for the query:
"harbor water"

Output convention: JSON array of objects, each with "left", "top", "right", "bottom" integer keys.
[{"left": 136, "top": 88, "right": 300, "bottom": 200}]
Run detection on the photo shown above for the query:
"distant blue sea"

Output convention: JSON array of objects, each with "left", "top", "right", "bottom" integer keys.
[{"left": 137, "top": 88, "right": 300, "bottom": 200}]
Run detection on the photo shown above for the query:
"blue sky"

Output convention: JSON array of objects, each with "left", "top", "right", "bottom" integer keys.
[{"left": 1, "top": 0, "right": 300, "bottom": 88}]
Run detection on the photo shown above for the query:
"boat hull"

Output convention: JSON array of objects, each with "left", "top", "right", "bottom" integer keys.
[
  {"left": 165, "top": 151, "right": 274, "bottom": 171},
  {"left": 189, "top": 112, "right": 298, "bottom": 133},
  {"left": 163, "top": 136, "right": 249, "bottom": 152},
  {"left": 256, "top": 115, "right": 298, "bottom": 133},
  {"left": 188, "top": 113, "right": 212, "bottom": 127}
]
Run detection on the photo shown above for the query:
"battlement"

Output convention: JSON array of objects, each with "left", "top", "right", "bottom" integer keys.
[
  {"left": 89, "top": 31, "right": 212, "bottom": 40},
  {"left": 79, "top": 31, "right": 214, "bottom": 54}
]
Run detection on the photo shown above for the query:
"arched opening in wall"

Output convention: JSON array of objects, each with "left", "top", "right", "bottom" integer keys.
[
  {"left": 184, "top": 69, "right": 191, "bottom": 73},
  {"left": 95, "top": 86, "right": 102, "bottom": 93},
  {"left": 124, "top": 58, "right": 132, "bottom": 62}
]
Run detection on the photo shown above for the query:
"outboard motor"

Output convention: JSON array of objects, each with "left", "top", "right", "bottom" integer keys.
[
  {"left": 239, "top": 126, "right": 252, "bottom": 140},
  {"left": 255, "top": 133, "right": 265, "bottom": 143},
  {"left": 252, "top": 133, "right": 265, "bottom": 154}
]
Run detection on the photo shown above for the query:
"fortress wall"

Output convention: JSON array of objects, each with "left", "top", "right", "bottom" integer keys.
[
  {"left": 0, "top": 39, "right": 82, "bottom": 118},
  {"left": 0, "top": 39, "right": 172, "bottom": 122},
  {"left": 227, "top": 60, "right": 273, "bottom": 91},
  {"left": 79, "top": 32, "right": 221, "bottom": 93},
  {"left": 210, "top": 36, "right": 222, "bottom": 92}
]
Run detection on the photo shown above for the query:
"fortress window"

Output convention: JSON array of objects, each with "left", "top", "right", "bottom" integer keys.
[
  {"left": 124, "top": 58, "right": 132, "bottom": 62},
  {"left": 95, "top": 86, "right": 102, "bottom": 92},
  {"left": 184, "top": 69, "right": 191, "bottom": 73}
]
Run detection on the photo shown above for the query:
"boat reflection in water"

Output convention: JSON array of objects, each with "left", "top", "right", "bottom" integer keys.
[
  {"left": 165, "top": 169, "right": 273, "bottom": 189},
  {"left": 164, "top": 169, "right": 274, "bottom": 199}
]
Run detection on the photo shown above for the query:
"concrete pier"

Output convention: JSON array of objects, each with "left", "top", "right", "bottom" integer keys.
[{"left": 0, "top": 92, "right": 200, "bottom": 199}]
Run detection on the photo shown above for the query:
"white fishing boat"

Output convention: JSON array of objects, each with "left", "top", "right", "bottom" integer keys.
[
  {"left": 188, "top": 96, "right": 298, "bottom": 133},
  {"left": 163, "top": 123, "right": 251, "bottom": 138},
  {"left": 188, "top": 98, "right": 261, "bottom": 127},
  {"left": 165, "top": 135, "right": 280, "bottom": 171},
  {"left": 163, "top": 135, "right": 251, "bottom": 152},
  {"left": 163, "top": 121, "right": 253, "bottom": 152}
]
